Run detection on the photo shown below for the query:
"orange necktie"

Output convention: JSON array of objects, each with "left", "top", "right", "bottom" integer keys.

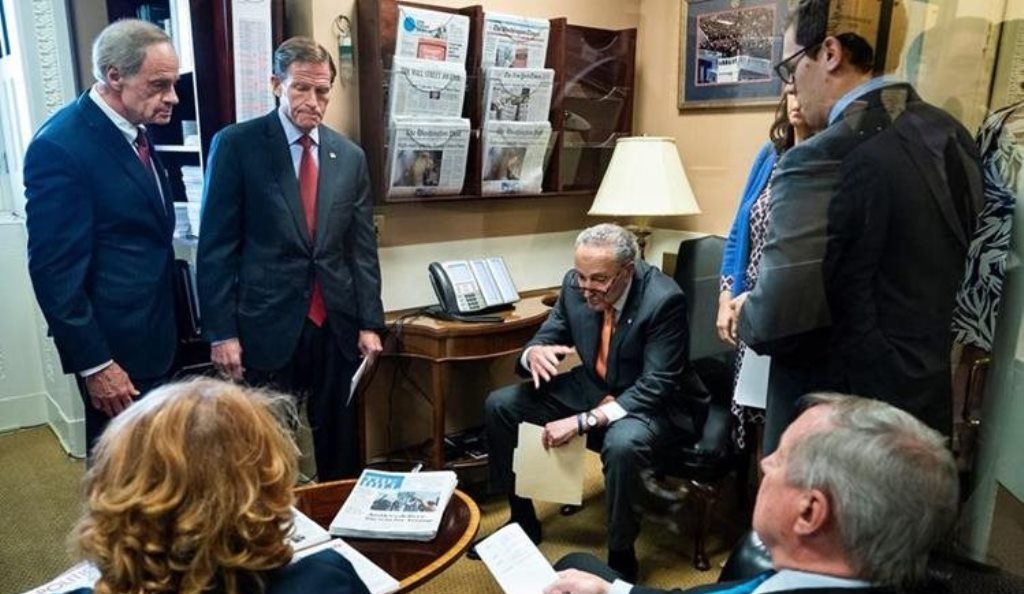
[
  {"left": 595, "top": 307, "right": 614, "bottom": 380},
  {"left": 298, "top": 135, "right": 326, "bottom": 326}
]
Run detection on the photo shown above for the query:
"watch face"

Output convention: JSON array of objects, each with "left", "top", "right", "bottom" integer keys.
[{"left": 586, "top": 413, "right": 598, "bottom": 427}]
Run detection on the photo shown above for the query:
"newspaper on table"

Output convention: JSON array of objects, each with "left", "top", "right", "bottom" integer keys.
[
  {"left": 288, "top": 505, "right": 333, "bottom": 552},
  {"left": 483, "top": 67, "right": 554, "bottom": 122},
  {"left": 482, "top": 12, "right": 550, "bottom": 69},
  {"left": 388, "top": 56, "right": 467, "bottom": 121},
  {"left": 394, "top": 5, "right": 470, "bottom": 64},
  {"left": 330, "top": 469, "right": 458, "bottom": 541},
  {"left": 481, "top": 120, "right": 552, "bottom": 195},
  {"left": 387, "top": 118, "right": 471, "bottom": 198},
  {"left": 21, "top": 562, "right": 99, "bottom": 594}
]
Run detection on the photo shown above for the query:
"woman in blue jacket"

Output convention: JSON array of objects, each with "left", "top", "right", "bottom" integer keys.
[
  {"left": 67, "top": 378, "right": 370, "bottom": 594},
  {"left": 716, "top": 91, "right": 812, "bottom": 450}
]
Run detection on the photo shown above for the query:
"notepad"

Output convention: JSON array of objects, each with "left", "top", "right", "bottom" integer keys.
[{"left": 476, "top": 523, "right": 557, "bottom": 594}]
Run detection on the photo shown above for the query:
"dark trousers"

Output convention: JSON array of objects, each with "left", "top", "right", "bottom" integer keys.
[
  {"left": 485, "top": 375, "right": 670, "bottom": 551},
  {"left": 76, "top": 372, "right": 169, "bottom": 458},
  {"left": 247, "top": 319, "right": 360, "bottom": 481}
]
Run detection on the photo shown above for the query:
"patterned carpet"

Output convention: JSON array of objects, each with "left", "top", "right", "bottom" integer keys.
[{"left": 0, "top": 426, "right": 738, "bottom": 594}]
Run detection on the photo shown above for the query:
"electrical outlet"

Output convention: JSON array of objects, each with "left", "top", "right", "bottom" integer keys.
[{"left": 373, "top": 214, "right": 385, "bottom": 242}]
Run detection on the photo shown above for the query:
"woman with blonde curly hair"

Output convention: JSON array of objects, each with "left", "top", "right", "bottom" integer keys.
[{"left": 66, "top": 378, "right": 370, "bottom": 594}]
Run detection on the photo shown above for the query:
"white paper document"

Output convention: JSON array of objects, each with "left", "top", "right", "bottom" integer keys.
[
  {"left": 394, "top": 5, "right": 470, "bottom": 64},
  {"left": 292, "top": 539, "right": 400, "bottom": 594},
  {"left": 734, "top": 348, "right": 770, "bottom": 409},
  {"left": 476, "top": 523, "right": 557, "bottom": 594},
  {"left": 483, "top": 67, "right": 554, "bottom": 122},
  {"left": 348, "top": 356, "right": 370, "bottom": 406},
  {"left": 482, "top": 12, "right": 551, "bottom": 69},
  {"left": 231, "top": 0, "right": 274, "bottom": 122},
  {"left": 388, "top": 57, "right": 467, "bottom": 120},
  {"left": 513, "top": 422, "right": 585, "bottom": 505},
  {"left": 387, "top": 119, "right": 471, "bottom": 199}
]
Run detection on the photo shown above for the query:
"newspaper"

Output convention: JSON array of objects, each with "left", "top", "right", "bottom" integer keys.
[
  {"left": 330, "top": 469, "right": 458, "bottom": 541},
  {"left": 388, "top": 56, "right": 467, "bottom": 120},
  {"left": 481, "top": 120, "right": 552, "bottom": 195},
  {"left": 483, "top": 68, "right": 554, "bottom": 122},
  {"left": 394, "top": 5, "right": 470, "bottom": 64},
  {"left": 387, "top": 119, "right": 471, "bottom": 198},
  {"left": 482, "top": 12, "right": 550, "bottom": 69},
  {"left": 288, "top": 506, "right": 332, "bottom": 552}
]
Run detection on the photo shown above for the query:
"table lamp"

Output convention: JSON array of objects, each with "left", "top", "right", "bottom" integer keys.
[{"left": 588, "top": 136, "right": 701, "bottom": 259}]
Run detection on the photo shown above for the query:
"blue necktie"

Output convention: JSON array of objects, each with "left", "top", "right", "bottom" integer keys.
[{"left": 716, "top": 572, "right": 773, "bottom": 594}]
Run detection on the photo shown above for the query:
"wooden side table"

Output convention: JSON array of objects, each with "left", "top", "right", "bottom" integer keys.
[
  {"left": 294, "top": 479, "right": 480, "bottom": 592},
  {"left": 382, "top": 295, "right": 552, "bottom": 469}
]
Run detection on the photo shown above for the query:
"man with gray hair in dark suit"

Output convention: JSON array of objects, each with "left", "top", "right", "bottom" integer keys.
[
  {"left": 471, "top": 223, "right": 710, "bottom": 580},
  {"left": 547, "top": 393, "right": 959, "bottom": 594}
]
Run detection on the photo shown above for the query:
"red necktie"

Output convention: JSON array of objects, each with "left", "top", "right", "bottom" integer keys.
[
  {"left": 595, "top": 307, "right": 614, "bottom": 380},
  {"left": 298, "top": 135, "right": 326, "bottom": 326},
  {"left": 134, "top": 128, "right": 154, "bottom": 176}
]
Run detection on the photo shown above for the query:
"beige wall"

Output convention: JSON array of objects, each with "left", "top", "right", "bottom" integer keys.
[{"left": 635, "top": 0, "right": 774, "bottom": 236}]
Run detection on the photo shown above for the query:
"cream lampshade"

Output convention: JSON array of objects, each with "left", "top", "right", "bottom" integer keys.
[{"left": 588, "top": 136, "right": 701, "bottom": 258}]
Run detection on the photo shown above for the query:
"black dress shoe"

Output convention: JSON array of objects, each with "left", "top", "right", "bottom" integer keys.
[
  {"left": 466, "top": 520, "right": 543, "bottom": 560},
  {"left": 608, "top": 547, "right": 638, "bottom": 582}
]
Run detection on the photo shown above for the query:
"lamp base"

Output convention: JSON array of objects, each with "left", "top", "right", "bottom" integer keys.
[{"left": 624, "top": 223, "right": 652, "bottom": 260}]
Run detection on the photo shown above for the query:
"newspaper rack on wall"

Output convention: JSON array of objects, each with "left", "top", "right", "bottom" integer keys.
[
  {"left": 387, "top": 118, "right": 471, "bottom": 198},
  {"left": 481, "top": 120, "right": 552, "bottom": 195},
  {"left": 394, "top": 5, "right": 470, "bottom": 64},
  {"left": 483, "top": 67, "right": 554, "bottom": 122},
  {"left": 388, "top": 56, "right": 467, "bottom": 120},
  {"left": 482, "top": 12, "right": 550, "bottom": 69},
  {"left": 330, "top": 469, "right": 459, "bottom": 541}
]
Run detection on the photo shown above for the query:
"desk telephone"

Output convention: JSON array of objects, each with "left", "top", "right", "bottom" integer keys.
[{"left": 428, "top": 257, "right": 520, "bottom": 318}]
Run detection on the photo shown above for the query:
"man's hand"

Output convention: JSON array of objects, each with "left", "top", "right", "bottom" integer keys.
[
  {"left": 211, "top": 338, "right": 245, "bottom": 381},
  {"left": 84, "top": 362, "right": 139, "bottom": 417},
  {"left": 358, "top": 330, "right": 383, "bottom": 363},
  {"left": 543, "top": 569, "right": 612, "bottom": 594},
  {"left": 716, "top": 290, "right": 738, "bottom": 346},
  {"left": 527, "top": 345, "right": 575, "bottom": 388},
  {"left": 542, "top": 415, "right": 580, "bottom": 450}
]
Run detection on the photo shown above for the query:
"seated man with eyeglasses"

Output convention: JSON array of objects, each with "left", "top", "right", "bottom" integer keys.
[{"left": 470, "top": 223, "right": 710, "bottom": 581}]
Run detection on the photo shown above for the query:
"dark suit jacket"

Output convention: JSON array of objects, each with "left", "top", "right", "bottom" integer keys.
[
  {"left": 197, "top": 111, "right": 384, "bottom": 370},
  {"left": 24, "top": 93, "right": 177, "bottom": 378},
  {"left": 64, "top": 549, "right": 371, "bottom": 594},
  {"left": 520, "top": 260, "right": 709, "bottom": 440},
  {"left": 739, "top": 83, "right": 982, "bottom": 434}
]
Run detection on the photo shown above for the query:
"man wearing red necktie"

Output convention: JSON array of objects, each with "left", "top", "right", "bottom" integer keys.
[
  {"left": 24, "top": 20, "right": 180, "bottom": 455},
  {"left": 198, "top": 37, "right": 383, "bottom": 481},
  {"left": 476, "top": 224, "right": 710, "bottom": 580}
]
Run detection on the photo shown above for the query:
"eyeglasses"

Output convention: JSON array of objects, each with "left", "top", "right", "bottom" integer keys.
[
  {"left": 773, "top": 41, "right": 822, "bottom": 84},
  {"left": 569, "top": 268, "right": 626, "bottom": 296}
]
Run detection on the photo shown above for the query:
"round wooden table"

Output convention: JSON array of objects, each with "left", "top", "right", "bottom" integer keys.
[{"left": 294, "top": 479, "right": 480, "bottom": 592}]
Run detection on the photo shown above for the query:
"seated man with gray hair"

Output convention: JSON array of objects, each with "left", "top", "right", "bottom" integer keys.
[
  {"left": 546, "top": 393, "right": 959, "bottom": 594},
  {"left": 471, "top": 223, "right": 710, "bottom": 580}
]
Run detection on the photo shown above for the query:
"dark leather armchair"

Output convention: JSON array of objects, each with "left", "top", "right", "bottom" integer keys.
[{"left": 641, "top": 236, "right": 742, "bottom": 571}]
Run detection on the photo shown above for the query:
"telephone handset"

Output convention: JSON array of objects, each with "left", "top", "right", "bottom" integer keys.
[{"left": 428, "top": 257, "right": 520, "bottom": 316}]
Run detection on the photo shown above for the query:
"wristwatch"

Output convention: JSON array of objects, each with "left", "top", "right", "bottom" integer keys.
[{"left": 584, "top": 411, "right": 600, "bottom": 432}]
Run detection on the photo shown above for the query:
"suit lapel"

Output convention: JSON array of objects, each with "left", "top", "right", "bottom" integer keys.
[
  {"left": 314, "top": 127, "right": 339, "bottom": 246},
  {"left": 150, "top": 148, "right": 175, "bottom": 233},
  {"left": 78, "top": 94, "right": 166, "bottom": 222},
  {"left": 265, "top": 113, "right": 313, "bottom": 249}
]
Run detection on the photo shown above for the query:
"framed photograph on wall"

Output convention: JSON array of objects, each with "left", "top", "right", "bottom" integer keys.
[{"left": 678, "top": 0, "right": 787, "bottom": 110}]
